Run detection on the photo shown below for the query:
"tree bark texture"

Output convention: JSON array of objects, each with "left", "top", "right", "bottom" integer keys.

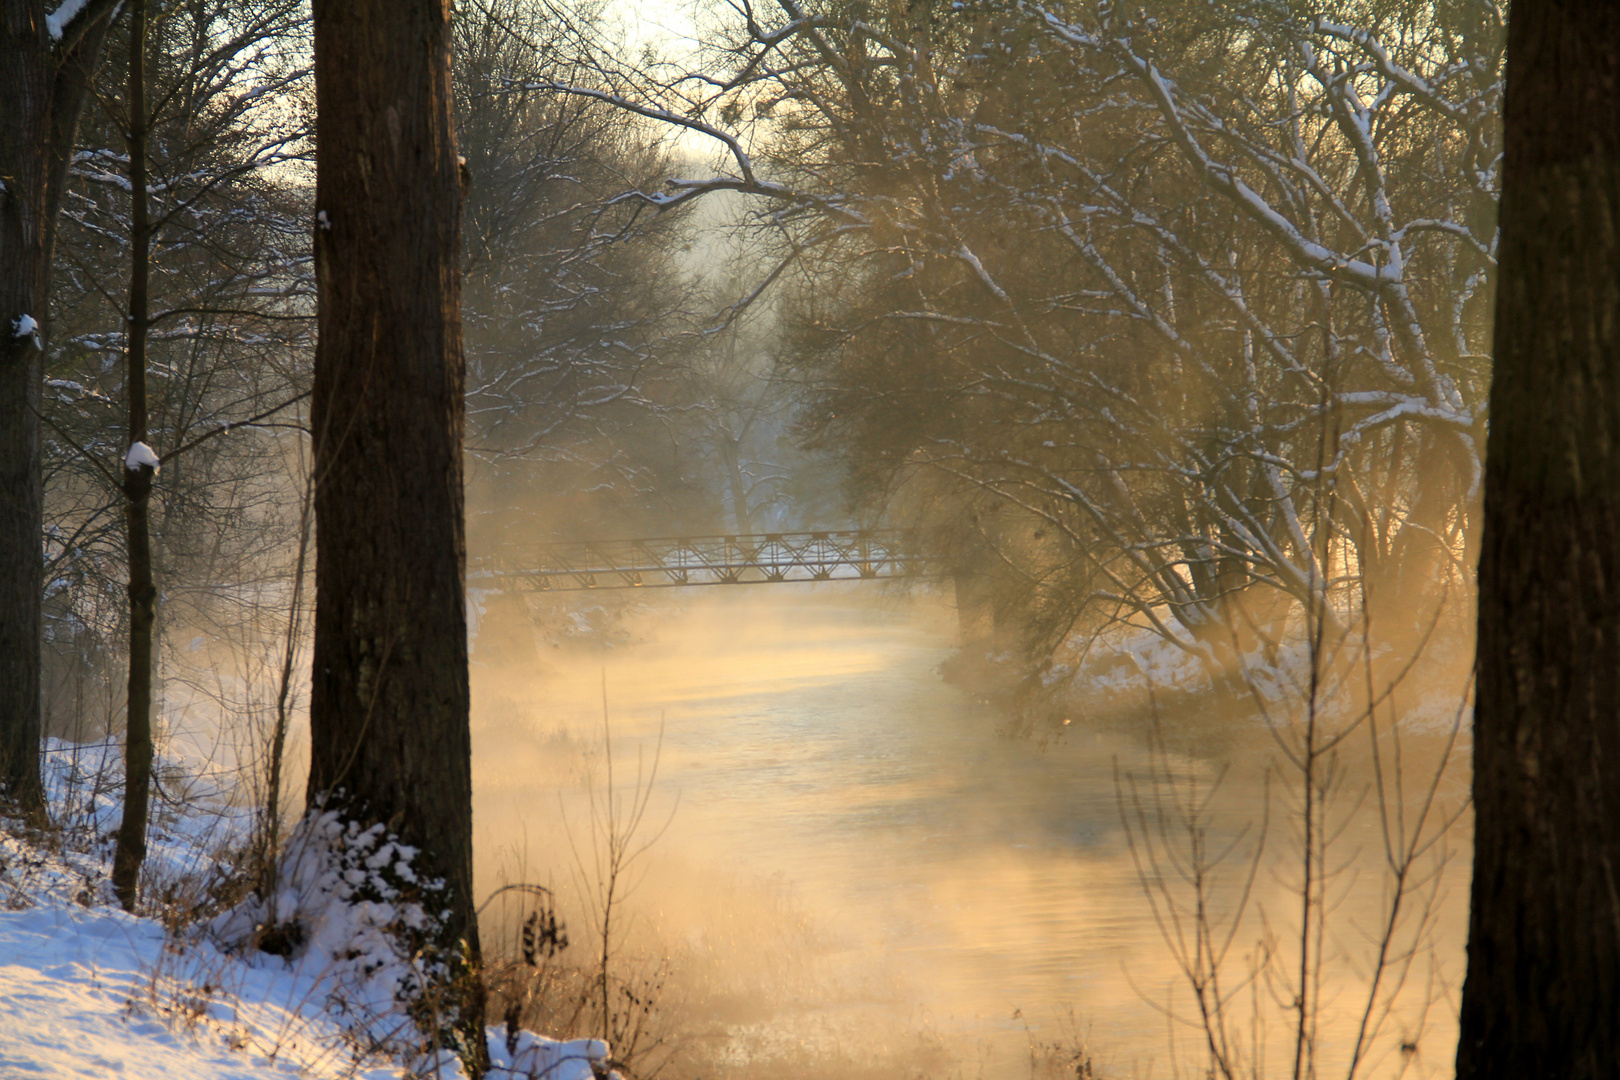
[
  {"left": 1458, "top": 1, "right": 1620, "bottom": 1075},
  {"left": 306, "top": 0, "right": 482, "bottom": 1057},
  {"left": 112, "top": 0, "right": 155, "bottom": 911},
  {"left": 0, "top": 1, "right": 118, "bottom": 812}
]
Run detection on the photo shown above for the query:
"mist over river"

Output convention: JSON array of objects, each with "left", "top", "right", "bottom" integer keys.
[{"left": 467, "top": 585, "right": 1470, "bottom": 1079}]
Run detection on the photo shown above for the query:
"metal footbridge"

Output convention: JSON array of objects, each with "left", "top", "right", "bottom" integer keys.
[{"left": 473, "top": 529, "right": 936, "bottom": 592}]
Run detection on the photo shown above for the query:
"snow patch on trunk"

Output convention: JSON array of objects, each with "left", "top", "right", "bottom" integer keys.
[
  {"left": 45, "top": 0, "right": 92, "bottom": 40},
  {"left": 125, "top": 441, "right": 161, "bottom": 472}
]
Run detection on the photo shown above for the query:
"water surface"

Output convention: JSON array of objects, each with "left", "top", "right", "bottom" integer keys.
[{"left": 470, "top": 585, "right": 1468, "bottom": 1078}]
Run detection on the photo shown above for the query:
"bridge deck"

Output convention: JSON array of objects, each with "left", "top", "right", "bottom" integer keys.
[{"left": 472, "top": 530, "right": 937, "bottom": 591}]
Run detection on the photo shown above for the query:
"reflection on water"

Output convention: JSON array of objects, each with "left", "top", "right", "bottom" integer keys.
[{"left": 470, "top": 585, "right": 1470, "bottom": 1078}]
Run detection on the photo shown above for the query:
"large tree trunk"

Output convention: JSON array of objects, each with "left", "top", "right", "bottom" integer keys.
[
  {"left": 306, "top": 0, "right": 483, "bottom": 1065},
  {"left": 0, "top": 1, "right": 119, "bottom": 813},
  {"left": 1457, "top": 1, "right": 1620, "bottom": 1076}
]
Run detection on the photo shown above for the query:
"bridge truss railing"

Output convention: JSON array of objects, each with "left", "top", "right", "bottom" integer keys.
[{"left": 472, "top": 529, "right": 939, "bottom": 591}]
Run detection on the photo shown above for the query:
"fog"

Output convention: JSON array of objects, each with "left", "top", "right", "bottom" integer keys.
[{"left": 467, "top": 584, "right": 1472, "bottom": 1079}]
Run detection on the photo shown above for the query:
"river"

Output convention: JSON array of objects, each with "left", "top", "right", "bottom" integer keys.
[{"left": 469, "top": 584, "right": 1470, "bottom": 1079}]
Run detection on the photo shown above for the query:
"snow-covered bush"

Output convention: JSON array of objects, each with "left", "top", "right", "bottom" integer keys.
[{"left": 207, "top": 807, "right": 473, "bottom": 1064}]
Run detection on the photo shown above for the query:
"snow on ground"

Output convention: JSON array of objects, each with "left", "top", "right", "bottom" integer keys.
[
  {"left": 1046, "top": 612, "right": 1472, "bottom": 734},
  {"left": 0, "top": 741, "right": 610, "bottom": 1080},
  {"left": 0, "top": 900, "right": 361, "bottom": 1080}
]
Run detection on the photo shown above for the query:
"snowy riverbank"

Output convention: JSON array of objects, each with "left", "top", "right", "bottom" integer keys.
[{"left": 0, "top": 740, "right": 611, "bottom": 1079}]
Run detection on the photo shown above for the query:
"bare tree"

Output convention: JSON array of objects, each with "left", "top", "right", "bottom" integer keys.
[
  {"left": 31, "top": 0, "right": 312, "bottom": 904},
  {"left": 455, "top": 0, "right": 706, "bottom": 547},
  {"left": 109, "top": 0, "right": 155, "bottom": 911},
  {"left": 556, "top": 0, "right": 1501, "bottom": 694}
]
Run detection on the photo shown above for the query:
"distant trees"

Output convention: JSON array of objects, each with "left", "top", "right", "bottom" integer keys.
[
  {"left": 0, "top": 0, "right": 122, "bottom": 811},
  {"left": 44, "top": 0, "right": 311, "bottom": 686},
  {"left": 685, "top": 310, "right": 793, "bottom": 535},
  {"left": 32, "top": 0, "right": 311, "bottom": 904},
  {"left": 578, "top": 0, "right": 1503, "bottom": 688},
  {"left": 459, "top": 1, "right": 680, "bottom": 451},
  {"left": 305, "top": 0, "right": 482, "bottom": 1061},
  {"left": 454, "top": 0, "right": 707, "bottom": 547},
  {"left": 992, "top": 0, "right": 1498, "bottom": 665},
  {"left": 1458, "top": 0, "right": 1620, "bottom": 1074}
]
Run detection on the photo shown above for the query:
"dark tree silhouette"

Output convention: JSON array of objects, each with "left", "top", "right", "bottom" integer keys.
[
  {"left": 1459, "top": 1, "right": 1620, "bottom": 1076},
  {"left": 109, "top": 0, "right": 156, "bottom": 912},
  {"left": 0, "top": 0, "right": 121, "bottom": 812},
  {"left": 305, "top": 0, "right": 483, "bottom": 1063}
]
